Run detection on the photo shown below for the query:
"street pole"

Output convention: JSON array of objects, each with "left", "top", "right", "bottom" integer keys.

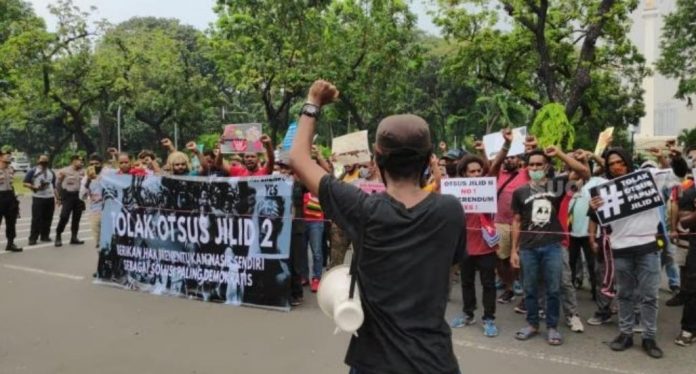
[
  {"left": 174, "top": 122, "right": 179, "bottom": 150},
  {"left": 117, "top": 105, "right": 122, "bottom": 153}
]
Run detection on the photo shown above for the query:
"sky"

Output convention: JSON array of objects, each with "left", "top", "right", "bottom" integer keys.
[{"left": 27, "top": 0, "right": 441, "bottom": 35}]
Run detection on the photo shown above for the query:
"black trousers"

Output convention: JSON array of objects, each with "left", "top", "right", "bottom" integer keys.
[
  {"left": 681, "top": 244, "right": 696, "bottom": 333},
  {"left": 30, "top": 197, "right": 55, "bottom": 241},
  {"left": 56, "top": 191, "right": 84, "bottom": 237},
  {"left": 289, "top": 229, "right": 307, "bottom": 299},
  {"left": 460, "top": 252, "right": 497, "bottom": 320},
  {"left": 569, "top": 236, "right": 597, "bottom": 292},
  {"left": 0, "top": 191, "right": 19, "bottom": 241}
]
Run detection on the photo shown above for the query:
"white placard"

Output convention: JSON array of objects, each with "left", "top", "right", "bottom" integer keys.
[
  {"left": 482, "top": 127, "right": 527, "bottom": 160},
  {"left": 331, "top": 130, "right": 371, "bottom": 165},
  {"left": 441, "top": 177, "right": 498, "bottom": 213}
]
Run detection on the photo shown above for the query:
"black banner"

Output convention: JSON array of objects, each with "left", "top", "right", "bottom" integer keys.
[
  {"left": 589, "top": 170, "right": 664, "bottom": 225},
  {"left": 96, "top": 173, "right": 293, "bottom": 311}
]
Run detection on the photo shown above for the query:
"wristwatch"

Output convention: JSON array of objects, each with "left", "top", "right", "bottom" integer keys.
[{"left": 300, "top": 103, "right": 321, "bottom": 119}]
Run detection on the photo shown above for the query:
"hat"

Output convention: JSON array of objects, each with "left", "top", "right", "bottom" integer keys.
[
  {"left": 641, "top": 160, "right": 658, "bottom": 169},
  {"left": 443, "top": 148, "right": 466, "bottom": 160}
]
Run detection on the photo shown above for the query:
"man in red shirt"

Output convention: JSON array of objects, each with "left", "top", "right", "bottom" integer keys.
[{"left": 228, "top": 135, "right": 275, "bottom": 176}]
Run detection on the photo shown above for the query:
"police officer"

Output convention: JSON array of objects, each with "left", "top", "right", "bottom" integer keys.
[
  {"left": 55, "top": 154, "right": 86, "bottom": 247},
  {"left": 23, "top": 154, "right": 56, "bottom": 245},
  {"left": 0, "top": 150, "right": 22, "bottom": 252}
]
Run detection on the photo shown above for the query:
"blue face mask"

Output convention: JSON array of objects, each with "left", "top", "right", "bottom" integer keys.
[{"left": 529, "top": 170, "right": 546, "bottom": 181}]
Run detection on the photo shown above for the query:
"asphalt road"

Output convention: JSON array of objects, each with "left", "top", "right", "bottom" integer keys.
[{"left": 0, "top": 196, "right": 693, "bottom": 374}]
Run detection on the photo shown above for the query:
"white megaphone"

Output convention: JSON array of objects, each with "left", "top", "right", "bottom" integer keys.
[{"left": 317, "top": 264, "right": 364, "bottom": 334}]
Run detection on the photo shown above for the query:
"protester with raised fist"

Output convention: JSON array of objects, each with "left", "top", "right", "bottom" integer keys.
[
  {"left": 290, "top": 80, "right": 464, "bottom": 374},
  {"left": 449, "top": 144, "right": 507, "bottom": 337},
  {"left": 510, "top": 146, "right": 589, "bottom": 346},
  {"left": 24, "top": 154, "right": 57, "bottom": 245}
]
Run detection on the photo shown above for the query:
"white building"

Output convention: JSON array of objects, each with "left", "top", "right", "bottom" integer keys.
[{"left": 629, "top": 0, "right": 694, "bottom": 147}]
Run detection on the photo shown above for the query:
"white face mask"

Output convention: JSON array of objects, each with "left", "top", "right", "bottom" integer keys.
[
  {"left": 359, "top": 167, "right": 370, "bottom": 179},
  {"left": 686, "top": 156, "right": 694, "bottom": 169},
  {"left": 272, "top": 171, "right": 281, "bottom": 176}
]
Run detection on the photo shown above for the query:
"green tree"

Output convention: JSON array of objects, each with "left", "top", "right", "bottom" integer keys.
[
  {"left": 656, "top": 0, "right": 696, "bottom": 104},
  {"left": 435, "top": 0, "right": 647, "bottom": 149}
]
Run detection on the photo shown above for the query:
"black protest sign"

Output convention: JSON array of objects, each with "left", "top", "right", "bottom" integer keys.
[{"left": 589, "top": 170, "right": 664, "bottom": 225}]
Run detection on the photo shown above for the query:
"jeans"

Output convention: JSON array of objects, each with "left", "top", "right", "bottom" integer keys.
[
  {"left": 349, "top": 368, "right": 462, "bottom": 374},
  {"left": 305, "top": 221, "right": 324, "bottom": 279},
  {"left": 520, "top": 242, "right": 563, "bottom": 328},
  {"left": 460, "top": 252, "right": 496, "bottom": 320},
  {"left": 594, "top": 253, "right": 613, "bottom": 317},
  {"left": 561, "top": 248, "right": 579, "bottom": 318},
  {"left": 662, "top": 241, "right": 680, "bottom": 289},
  {"left": 614, "top": 250, "right": 660, "bottom": 339},
  {"left": 29, "top": 197, "right": 55, "bottom": 241}
]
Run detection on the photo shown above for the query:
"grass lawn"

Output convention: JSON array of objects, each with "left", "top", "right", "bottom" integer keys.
[{"left": 12, "top": 175, "right": 30, "bottom": 196}]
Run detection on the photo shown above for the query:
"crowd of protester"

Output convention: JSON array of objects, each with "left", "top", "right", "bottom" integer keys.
[{"left": 1, "top": 86, "right": 695, "bottom": 370}]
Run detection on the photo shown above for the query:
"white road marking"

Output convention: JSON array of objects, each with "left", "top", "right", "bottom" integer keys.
[
  {"left": 3, "top": 264, "right": 85, "bottom": 281},
  {"left": 452, "top": 338, "right": 646, "bottom": 374}
]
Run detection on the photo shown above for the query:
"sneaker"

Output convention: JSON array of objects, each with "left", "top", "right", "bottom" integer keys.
[
  {"left": 587, "top": 313, "right": 611, "bottom": 326},
  {"left": 497, "top": 290, "right": 515, "bottom": 304},
  {"left": 495, "top": 279, "right": 504, "bottom": 290},
  {"left": 513, "top": 280, "right": 523, "bottom": 296},
  {"left": 70, "top": 237, "right": 84, "bottom": 245},
  {"left": 641, "top": 338, "right": 663, "bottom": 359},
  {"left": 566, "top": 315, "right": 585, "bottom": 333},
  {"left": 674, "top": 330, "right": 694, "bottom": 347},
  {"left": 300, "top": 277, "right": 309, "bottom": 286},
  {"left": 666, "top": 293, "right": 684, "bottom": 307},
  {"left": 609, "top": 333, "right": 634, "bottom": 351},
  {"left": 514, "top": 300, "right": 527, "bottom": 314},
  {"left": 28, "top": 239, "right": 37, "bottom": 246},
  {"left": 290, "top": 297, "right": 304, "bottom": 307},
  {"left": 5, "top": 243, "right": 23, "bottom": 252},
  {"left": 310, "top": 278, "right": 320, "bottom": 293},
  {"left": 482, "top": 319, "right": 498, "bottom": 337},
  {"left": 450, "top": 314, "right": 476, "bottom": 328}
]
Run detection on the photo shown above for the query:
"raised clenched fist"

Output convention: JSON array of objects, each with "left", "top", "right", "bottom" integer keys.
[{"left": 307, "top": 80, "right": 339, "bottom": 107}]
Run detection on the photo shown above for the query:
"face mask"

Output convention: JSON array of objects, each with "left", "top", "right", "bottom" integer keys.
[
  {"left": 272, "top": 171, "right": 281, "bottom": 176},
  {"left": 686, "top": 157, "right": 693, "bottom": 169},
  {"left": 529, "top": 170, "right": 546, "bottom": 181},
  {"left": 359, "top": 167, "right": 370, "bottom": 179},
  {"left": 39, "top": 161, "right": 48, "bottom": 167}
]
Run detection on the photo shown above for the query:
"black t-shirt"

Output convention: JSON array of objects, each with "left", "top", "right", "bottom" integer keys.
[
  {"left": 512, "top": 176, "right": 568, "bottom": 249},
  {"left": 679, "top": 186, "right": 696, "bottom": 249},
  {"left": 319, "top": 175, "right": 464, "bottom": 374}
]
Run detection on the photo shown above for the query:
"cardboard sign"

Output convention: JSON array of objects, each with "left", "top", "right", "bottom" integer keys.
[
  {"left": 332, "top": 130, "right": 371, "bottom": 165},
  {"left": 594, "top": 127, "right": 614, "bottom": 156},
  {"left": 358, "top": 181, "right": 385, "bottom": 194},
  {"left": 482, "top": 127, "right": 527, "bottom": 160},
  {"left": 220, "top": 123, "right": 264, "bottom": 154},
  {"left": 589, "top": 170, "right": 664, "bottom": 225},
  {"left": 441, "top": 177, "right": 498, "bottom": 213}
]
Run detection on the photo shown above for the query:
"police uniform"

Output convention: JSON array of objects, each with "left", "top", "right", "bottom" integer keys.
[
  {"left": 24, "top": 165, "right": 56, "bottom": 244},
  {"left": 55, "top": 165, "right": 86, "bottom": 246},
  {"left": 0, "top": 159, "right": 22, "bottom": 252}
]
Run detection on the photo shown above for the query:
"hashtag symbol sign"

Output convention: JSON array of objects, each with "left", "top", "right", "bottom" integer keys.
[{"left": 598, "top": 184, "right": 624, "bottom": 220}]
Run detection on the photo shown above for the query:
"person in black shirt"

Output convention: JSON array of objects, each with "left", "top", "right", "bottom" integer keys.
[
  {"left": 289, "top": 80, "right": 464, "bottom": 374},
  {"left": 675, "top": 184, "right": 696, "bottom": 346},
  {"left": 510, "top": 147, "right": 589, "bottom": 346}
]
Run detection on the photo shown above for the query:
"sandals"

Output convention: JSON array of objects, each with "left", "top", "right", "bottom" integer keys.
[
  {"left": 547, "top": 328, "right": 563, "bottom": 346},
  {"left": 514, "top": 326, "right": 539, "bottom": 341}
]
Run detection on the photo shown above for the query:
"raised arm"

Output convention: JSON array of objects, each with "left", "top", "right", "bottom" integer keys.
[
  {"left": 288, "top": 80, "right": 340, "bottom": 196},
  {"left": 186, "top": 141, "right": 207, "bottom": 174},
  {"left": 261, "top": 134, "right": 275, "bottom": 174},
  {"left": 545, "top": 145, "right": 590, "bottom": 180},
  {"left": 487, "top": 128, "right": 512, "bottom": 177}
]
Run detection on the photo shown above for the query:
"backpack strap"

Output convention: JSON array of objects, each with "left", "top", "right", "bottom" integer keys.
[{"left": 348, "top": 201, "right": 366, "bottom": 300}]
